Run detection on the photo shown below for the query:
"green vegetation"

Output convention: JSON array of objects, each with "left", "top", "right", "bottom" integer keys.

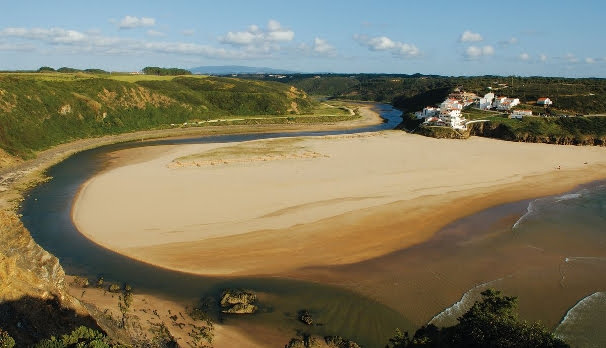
[
  {"left": 0, "top": 328, "right": 15, "bottom": 348},
  {"left": 117, "top": 289, "right": 133, "bottom": 328},
  {"left": 386, "top": 289, "right": 568, "bottom": 348},
  {"left": 254, "top": 74, "right": 606, "bottom": 116},
  {"left": 470, "top": 115, "right": 606, "bottom": 145},
  {"left": 34, "top": 326, "right": 113, "bottom": 348},
  {"left": 141, "top": 66, "right": 192, "bottom": 76},
  {"left": 0, "top": 73, "right": 313, "bottom": 159}
]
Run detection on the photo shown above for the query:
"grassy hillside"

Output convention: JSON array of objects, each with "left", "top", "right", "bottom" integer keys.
[
  {"left": 470, "top": 116, "right": 606, "bottom": 145},
  {"left": 0, "top": 73, "right": 314, "bottom": 158}
]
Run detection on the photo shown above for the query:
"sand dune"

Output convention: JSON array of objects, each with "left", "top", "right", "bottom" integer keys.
[{"left": 72, "top": 132, "right": 606, "bottom": 276}]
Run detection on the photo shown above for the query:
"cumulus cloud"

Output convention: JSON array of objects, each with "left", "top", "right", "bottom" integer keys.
[
  {"left": 219, "top": 20, "right": 294, "bottom": 52},
  {"left": 182, "top": 29, "right": 195, "bottom": 36},
  {"left": 465, "top": 45, "right": 494, "bottom": 59},
  {"left": 0, "top": 27, "right": 87, "bottom": 44},
  {"left": 459, "top": 30, "right": 483, "bottom": 43},
  {"left": 539, "top": 54, "right": 547, "bottom": 62},
  {"left": 0, "top": 26, "right": 249, "bottom": 59},
  {"left": 118, "top": 16, "right": 155, "bottom": 29},
  {"left": 519, "top": 52, "right": 530, "bottom": 61},
  {"left": 354, "top": 34, "right": 420, "bottom": 58},
  {"left": 585, "top": 57, "right": 595, "bottom": 64},
  {"left": 313, "top": 37, "right": 335, "bottom": 55}
]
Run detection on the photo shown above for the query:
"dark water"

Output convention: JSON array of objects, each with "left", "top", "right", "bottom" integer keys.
[
  {"left": 427, "top": 182, "right": 606, "bottom": 347},
  {"left": 20, "top": 104, "right": 606, "bottom": 347},
  {"left": 20, "top": 105, "right": 413, "bottom": 347}
]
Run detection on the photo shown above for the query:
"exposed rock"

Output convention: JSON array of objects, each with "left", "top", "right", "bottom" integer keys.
[
  {"left": 219, "top": 289, "right": 257, "bottom": 314},
  {"left": 299, "top": 310, "right": 313, "bottom": 325},
  {"left": 221, "top": 303, "right": 257, "bottom": 314}
]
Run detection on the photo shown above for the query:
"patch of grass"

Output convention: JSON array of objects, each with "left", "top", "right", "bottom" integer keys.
[
  {"left": 106, "top": 74, "right": 208, "bottom": 83},
  {"left": 175, "top": 138, "right": 305, "bottom": 162}
]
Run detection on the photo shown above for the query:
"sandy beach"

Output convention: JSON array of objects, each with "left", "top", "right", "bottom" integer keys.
[{"left": 72, "top": 131, "right": 606, "bottom": 277}]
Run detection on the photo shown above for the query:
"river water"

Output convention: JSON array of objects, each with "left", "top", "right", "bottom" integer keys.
[
  {"left": 20, "top": 105, "right": 606, "bottom": 347},
  {"left": 21, "top": 105, "right": 413, "bottom": 347}
]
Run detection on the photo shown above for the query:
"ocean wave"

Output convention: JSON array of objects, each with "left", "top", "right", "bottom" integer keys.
[
  {"left": 429, "top": 277, "right": 506, "bottom": 327},
  {"left": 512, "top": 200, "right": 537, "bottom": 231},
  {"left": 555, "top": 193, "right": 583, "bottom": 202},
  {"left": 564, "top": 256, "right": 606, "bottom": 263},
  {"left": 555, "top": 292, "right": 606, "bottom": 347}
]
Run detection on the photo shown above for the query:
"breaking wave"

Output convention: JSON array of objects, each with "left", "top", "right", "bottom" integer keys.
[
  {"left": 512, "top": 200, "right": 537, "bottom": 231},
  {"left": 555, "top": 292, "right": 606, "bottom": 347},
  {"left": 429, "top": 277, "right": 506, "bottom": 327}
]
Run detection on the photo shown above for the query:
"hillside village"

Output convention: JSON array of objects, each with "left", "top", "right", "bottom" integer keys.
[{"left": 415, "top": 88, "right": 554, "bottom": 130}]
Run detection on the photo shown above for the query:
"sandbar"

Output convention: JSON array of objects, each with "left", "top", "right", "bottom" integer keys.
[{"left": 72, "top": 132, "right": 606, "bottom": 276}]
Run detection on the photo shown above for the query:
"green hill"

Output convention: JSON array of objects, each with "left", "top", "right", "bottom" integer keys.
[{"left": 0, "top": 73, "right": 314, "bottom": 159}]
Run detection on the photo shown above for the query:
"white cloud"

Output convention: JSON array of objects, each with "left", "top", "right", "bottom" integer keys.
[
  {"left": 219, "top": 19, "right": 294, "bottom": 52},
  {"left": 182, "top": 29, "right": 195, "bottom": 36},
  {"left": 0, "top": 26, "right": 251, "bottom": 59},
  {"left": 459, "top": 30, "right": 483, "bottom": 43},
  {"left": 539, "top": 54, "right": 547, "bottom": 62},
  {"left": 585, "top": 57, "right": 595, "bottom": 64},
  {"left": 118, "top": 16, "right": 155, "bottom": 29},
  {"left": 313, "top": 37, "right": 335, "bottom": 55},
  {"left": 0, "top": 27, "right": 87, "bottom": 44},
  {"left": 519, "top": 52, "right": 530, "bottom": 61},
  {"left": 0, "top": 42, "right": 35, "bottom": 51},
  {"left": 465, "top": 45, "right": 494, "bottom": 59},
  {"left": 354, "top": 34, "right": 420, "bottom": 58},
  {"left": 564, "top": 53, "right": 578, "bottom": 63},
  {"left": 146, "top": 30, "right": 165, "bottom": 37}
]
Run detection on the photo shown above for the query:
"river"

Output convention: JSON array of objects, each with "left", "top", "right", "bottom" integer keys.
[{"left": 20, "top": 104, "right": 606, "bottom": 347}]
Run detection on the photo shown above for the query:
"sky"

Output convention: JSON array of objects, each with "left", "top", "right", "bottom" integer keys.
[{"left": 0, "top": 0, "right": 605, "bottom": 77}]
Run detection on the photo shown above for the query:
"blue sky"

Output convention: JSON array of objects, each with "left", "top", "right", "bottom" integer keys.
[{"left": 0, "top": 0, "right": 605, "bottom": 77}]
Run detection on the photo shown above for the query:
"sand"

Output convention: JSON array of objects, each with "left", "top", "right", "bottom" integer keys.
[
  {"left": 65, "top": 276, "right": 268, "bottom": 347},
  {"left": 71, "top": 131, "right": 606, "bottom": 277}
]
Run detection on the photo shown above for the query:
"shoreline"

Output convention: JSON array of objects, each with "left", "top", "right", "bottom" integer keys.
[
  {"left": 0, "top": 103, "right": 384, "bottom": 347},
  {"left": 0, "top": 103, "right": 384, "bottom": 210},
  {"left": 70, "top": 132, "right": 606, "bottom": 278}
]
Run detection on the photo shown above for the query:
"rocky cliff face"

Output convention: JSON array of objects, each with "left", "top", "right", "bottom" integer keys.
[{"left": 0, "top": 210, "right": 66, "bottom": 301}]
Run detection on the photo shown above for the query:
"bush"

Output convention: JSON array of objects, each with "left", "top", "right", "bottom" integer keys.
[
  {"left": 0, "top": 328, "right": 15, "bottom": 348},
  {"left": 34, "top": 326, "right": 110, "bottom": 348},
  {"left": 387, "top": 289, "right": 569, "bottom": 348}
]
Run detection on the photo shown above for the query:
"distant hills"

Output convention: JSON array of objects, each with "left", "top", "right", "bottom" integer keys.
[{"left": 190, "top": 65, "right": 300, "bottom": 75}]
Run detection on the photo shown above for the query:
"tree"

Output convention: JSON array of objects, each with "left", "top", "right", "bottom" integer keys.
[
  {"left": 0, "top": 328, "right": 15, "bottom": 348},
  {"left": 118, "top": 289, "right": 133, "bottom": 328},
  {"left": 387, "top": 289, "right": 569, "bottom": 348},
  {"left": 34, "top": 326, "right": 110, "bottom": 348}
]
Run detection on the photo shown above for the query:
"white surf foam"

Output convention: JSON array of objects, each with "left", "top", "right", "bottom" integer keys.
[
  {"left": 512, "top": 200, "right": 537, "bottom": 231},
  {"left": 429, "top": 277, "right": 506, "bottom": 327},
  {"left": 555, "top": 292, "right": 606, "bottom": 347}
]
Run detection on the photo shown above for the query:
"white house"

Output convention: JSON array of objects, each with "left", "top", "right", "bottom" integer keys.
[
  {"left": 479, "top": 93, "right": 495, "bottom": 110},
  {"left": 439, "top": 109, "right": 466, "bottom": 129},
  {"left": 510, "top": 110, "right": 532, "bottom": 119},
  {"left": 537, "top": 97, "right": 553, "bottom": 106},
  {"left": 496, "top": 97, "right": 520, "bottom": 111},
  {"left": 415, "top": 106, "right": 439, "bottom": 120},
  {"left": 440, "top": 98, "right": 463, "bottom": 112}
]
